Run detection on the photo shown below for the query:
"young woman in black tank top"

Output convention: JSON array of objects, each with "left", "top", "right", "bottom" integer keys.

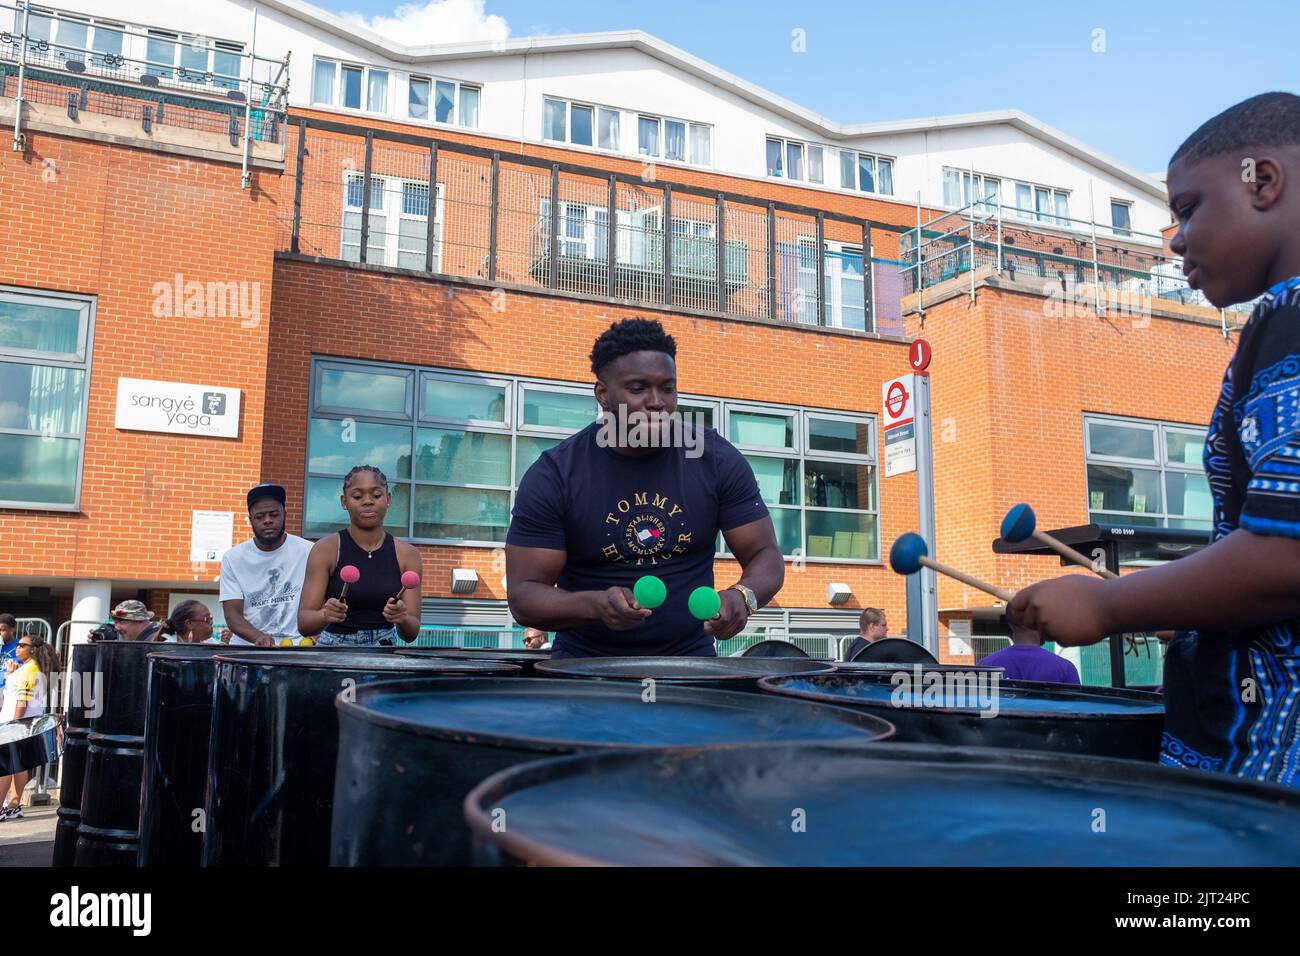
[{"left": 298, "top": 465, "right": 424, "bottom": 645}]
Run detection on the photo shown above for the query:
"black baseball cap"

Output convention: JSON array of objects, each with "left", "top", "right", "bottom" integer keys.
[{"left": 246, "top": 483, "right": 287, "bottom": 510}]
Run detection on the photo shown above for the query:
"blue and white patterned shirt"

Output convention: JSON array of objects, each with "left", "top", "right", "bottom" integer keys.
[{"left": 1161, "top": 275, "right": 1300, "bottom": 786}]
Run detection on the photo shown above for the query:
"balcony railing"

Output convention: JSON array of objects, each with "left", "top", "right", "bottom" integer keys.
[
  {"left": 1, "top": 0, "right": 289, "bottom": 183},
  {"left": 900, "top": 199, "right": 1256, "bottom": 332},
  {"left": 281, "top": 116, "right": 909, "bottom": 335}
]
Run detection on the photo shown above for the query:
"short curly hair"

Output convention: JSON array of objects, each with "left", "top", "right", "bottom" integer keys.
[
  {"left": 1171, "top": 92, "right": 1300, "bottom": 167},
  {"left": 589, "top": 318, "right": 677, "bottom": 377}
]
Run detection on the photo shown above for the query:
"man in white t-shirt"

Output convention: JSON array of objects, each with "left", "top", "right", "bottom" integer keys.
[{"left": 220, "top": 484, "right": 313, "bottom": 647}]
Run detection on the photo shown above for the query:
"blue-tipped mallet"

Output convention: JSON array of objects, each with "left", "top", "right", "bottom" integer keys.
[
  {"left": 1000, "top": 503, "right": 1118, "bottom": 579},
  {"left": 889, "top": 532, "right": 1014, "bottom": 602}
]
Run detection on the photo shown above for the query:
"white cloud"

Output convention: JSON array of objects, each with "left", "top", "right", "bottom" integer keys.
[{"left": 339, "top": 0, "right": 510, "bottom": 45}]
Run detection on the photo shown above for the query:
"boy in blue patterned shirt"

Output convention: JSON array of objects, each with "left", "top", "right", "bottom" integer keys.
[{"left": 1012, "top": 92, "right": 1300, "bottom": 786}]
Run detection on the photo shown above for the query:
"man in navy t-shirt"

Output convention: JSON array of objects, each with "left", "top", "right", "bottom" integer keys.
[
  {"left": 506, "top": 318, "right": 785, "bottom": 658},
  {"left": 980, "top": 618, "right": 1081, "bottom": 684}
]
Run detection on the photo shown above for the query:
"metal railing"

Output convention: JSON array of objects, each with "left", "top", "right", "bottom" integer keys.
[
  {"left": 1, "top": 0, "right": 289, "bottom": 181},
  {"left": 283, "top": 116, "right": 910, "bottom": 336},
  {"left": 900, "top": 196, "right": 1256, "bottom": 334}
]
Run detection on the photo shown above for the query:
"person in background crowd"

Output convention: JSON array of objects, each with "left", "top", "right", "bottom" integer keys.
[
  {"left": 0, "top": 615, "right": 18, "bottom": 672},
  {"left": 844, "top": 608, "right": 888, "bottom": 662},
  {"left": 0, "top": 633, "right": 57, "bottom": 821},
  {"left": 523, "top": 627, "right": 550, "bottom": 650},
  {"left": 299, "top": 466, "right": 423, "bottom": 646},
  {"left": 112, "top": 601, "right": 164, "bottom": 642},
  {"left": 161, "top": 601, "right": 216, "bottom": 644},
  {"left": 221, "top": 483, "right": 313, "bottom": 647},
  {"left": 979, "top": 617, "right": 1081, "bottom": 684}
]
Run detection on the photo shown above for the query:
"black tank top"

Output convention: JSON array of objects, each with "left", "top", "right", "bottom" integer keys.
[{"left": 324, "top": 529, "right": 402, "bottom": 633}]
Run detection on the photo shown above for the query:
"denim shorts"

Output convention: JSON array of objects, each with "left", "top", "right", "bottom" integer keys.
[{"left": 317, "top": 627, "right": 397, "bottom": 647}]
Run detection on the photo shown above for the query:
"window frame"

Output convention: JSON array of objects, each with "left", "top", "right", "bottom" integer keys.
[
  {"left": 1082, "top": 413, "right": 1211, "bottom": 530},
  {"left": 312, "top": 57, "right": 395, "bottom": 114},
  {"left": 340, "top": 171, "right": 446, "bottom": 272},
  {"left": 0, "top": 285, "right": 96, "bottom": 513},
  {"left": 409, "top": 74, "right": 481, "bottom": 126},
  {"left": 1110, "top": 199, "right": 1134, "bottom": 237},
  {"left": 768, "top": 137, "right": 893, "bottom": 195},
  {"left": 419, "top": 370, "right": 512, "bottom": 430}
]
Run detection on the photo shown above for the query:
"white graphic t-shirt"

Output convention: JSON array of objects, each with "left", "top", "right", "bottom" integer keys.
[{"left": 219, "top": 535, "right": 313, "bottom": 639}]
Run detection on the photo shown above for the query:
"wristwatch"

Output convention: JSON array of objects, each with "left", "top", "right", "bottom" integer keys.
[{"left": 727, "top": 583, "right": 759, "bottom": 615}]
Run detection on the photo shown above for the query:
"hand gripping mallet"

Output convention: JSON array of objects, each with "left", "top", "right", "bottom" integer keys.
[
  {"left": 338, "top": 564, "right": 360, "bottom": 600},
  {"left": 889, "top": 532, "right": 1014, "bottom": 602},
  {"left": 393, "top": 570, "right": 421, "bottom": 603},
  {"left": 1000, "top": 503, "right": 1118, "bottom": 579}
]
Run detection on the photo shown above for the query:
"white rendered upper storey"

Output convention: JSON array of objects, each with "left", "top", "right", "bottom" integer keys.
[{"left": 19, "top": 0, "right": 1173, "bottom": 239}]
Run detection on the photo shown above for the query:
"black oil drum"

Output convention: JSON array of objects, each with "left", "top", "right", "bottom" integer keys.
[
  {"left": 92, "top": 640, "right": 161, "bottom": 736},
  {"left": 331, "top": 676, "right": 894, "bottom": 867},
  {"left": 534, "top": 656, "right": 834, "bottom": 692},
  {"left": 464, "top": 743, "right": 1300, "bottom": 866},
  {"left": 849, "top": 637, "right": 939, "bottom": 664},
  {"left": 138, "top": 644, "right": 253, "bottom": 867},
  {"left": 0, "top": 715, "right": 60, "bottom": 775},
  {"left": 74, "top": 732, "right": 144, "bottom": 867},
  {"left": 760, "top": 672, "right": 1164, "bottom": 760},
  {"left": 740, "top": 640, "right": 809, "bottom": 659},
  {"left": 834, "top": 661, "right": 1004, "bottom": 675},
  {"left": 54, "top": 641, "right": 98, "bottom": 867},
  {"left": 202, "top": 651, "right": 519, "bottom": 867},
  {"left": 398, "top": 646, "right": 551, "bottom": 674}
]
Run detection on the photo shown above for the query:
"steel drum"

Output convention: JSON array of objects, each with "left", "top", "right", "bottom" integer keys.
[
  {"left": 202, "top": 650, "right": 519, "bottom": 867},
  {"left": 464, "top": 742, "right": 1300, "bottom": 866},
  {"left": 535, "top": 656, "right": 834, "bottom": 692},
  {"left": 54, "top": 641, "right": 98, "bottom": 866},
  {"left": 397, "top": 646, "right": 552, "bottom": 674},
  {"left": 760, "top": 672, "right": 1164, "bottom": 760},
  {"left": 850, "top": 637, "right": 939, "bottom": 664},
  {"left": 834, "top": 661, "right": 1003, "bottom": 675},
  {"left": 0, "top": 714, "right": 61, "bottom": 775},
  {"left": 740, "top": 640, "right": 809, "bottom": 659},
  {"left": 332, "top": 676, "right": 894, "bottom": 867},
  {"left": 74, "top": 732, "right": 145, "bottom": 866},
  {"left": 138, "top": 644, "right": 258, "bottom": 867}
]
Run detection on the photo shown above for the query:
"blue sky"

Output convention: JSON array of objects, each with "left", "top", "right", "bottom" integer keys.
[{"left": 322, "top": 0, "right": 1297, "bottom": 174}]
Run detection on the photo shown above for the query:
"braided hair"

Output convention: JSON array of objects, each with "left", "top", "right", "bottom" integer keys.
[{"left": 342, "top": 465, "right": 389, "bottom": 492}]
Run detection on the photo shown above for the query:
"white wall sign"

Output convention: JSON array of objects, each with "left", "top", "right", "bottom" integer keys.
[
  {"left": 881, "top": 374, "right": 917, "bottom": 478},
  {"left": 190, "top": 511, "right": 234, "bottom": 563},
  {"left": 115, "top": 378, "right": 241, "bottom": 438}
]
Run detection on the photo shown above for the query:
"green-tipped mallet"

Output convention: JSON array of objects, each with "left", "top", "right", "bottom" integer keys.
[
  {"left": 633, "top": 574, "right": 667, "bottom": 610},
  {"left": 688, "top": 586, "right": 722, "bottom": 621}
]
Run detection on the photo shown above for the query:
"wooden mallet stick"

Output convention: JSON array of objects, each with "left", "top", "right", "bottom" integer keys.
[
  {"left": 1001, "top": 503, "right": 1119, "bottom": 579},
  {"left": 890, "top": 533, "right": 1014, "bottom": 602}
]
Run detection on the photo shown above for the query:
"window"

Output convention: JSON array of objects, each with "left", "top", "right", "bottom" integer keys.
[
  {"left": 138, "top": 30, "right": 244, "bottom": 90},
  {"left": 723, "top": 403, "right": 879, "bottom": 561},
  {"left": 544, "top": 98, "right": 617, "bottom": 149},
  {"left": 367, "top": 69, "right": 388, "bottom": 112},
  {"left": 306, "top": 363, "right": 597, "bottom": 545},
  {"left": 0, "top": 287, "right": 94, "bottom": 509},
  {"left": 1084, "top": 415, "right": 1211, "bottom": 531},
  {"left": 409, "top": 77, "right": 480, "bottom": 126},
  {"left": 637, "top": 113, "right": 712, "bottom": 165},
  {"left": 823, "top": 244, "right": 866, "bottom": 331},
  {"left": 1010, "top": 179, "right": 1070, "bottom": 226},
  {"left": 638, "top": 115, "right": 660, "bottom": 157},
  {"left": 306, "top": 360, "right": 878, "bottom": 556},
  {"left": 838, "top": 149, "right": 894, "bottom": 195},
  {"left": 1111, "top": 200, "right": 1133, "bottom": 237},
  {"left": 341, "top": 172, "right": 445, "bottom": 271},
  {"left": 768, "top": 139, "right": 887, "bottom": 193},
  {"left": 313, "top": 58, "right": 404, "bottom": 115},
  {"left": 942, "top": 168, "right": 1001, "bottom": 212}
]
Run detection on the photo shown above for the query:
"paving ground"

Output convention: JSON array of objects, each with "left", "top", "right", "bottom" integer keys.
[{"left": 0, "top": 801, "right": 56, "bottom": 867}]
